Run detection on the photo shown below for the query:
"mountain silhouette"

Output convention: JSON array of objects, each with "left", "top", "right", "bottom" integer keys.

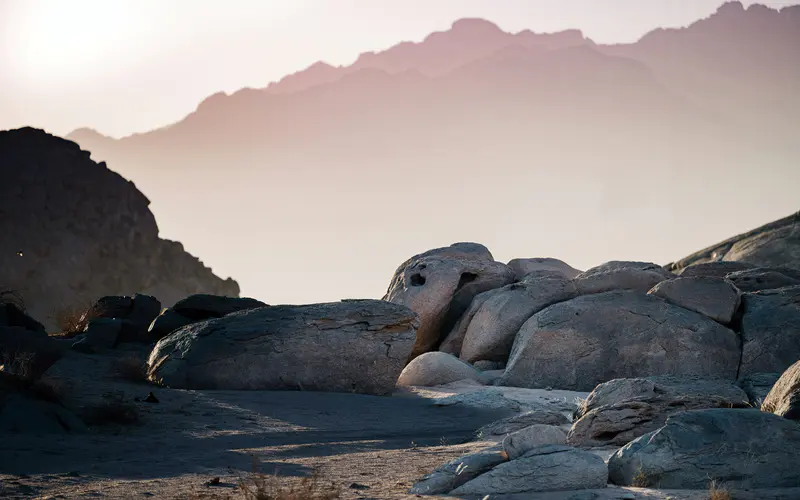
[{"left": 63, "top": 1, "right": 800, "bottom": 305}]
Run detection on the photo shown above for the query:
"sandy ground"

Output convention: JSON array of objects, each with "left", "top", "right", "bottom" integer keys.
[{"left": 2, "top": 348, "right": 799, "bottom": 500}]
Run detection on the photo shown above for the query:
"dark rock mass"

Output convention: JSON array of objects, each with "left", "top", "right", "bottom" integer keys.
[{"left": 0, "top": 128, "right": 239, "bottom": 330}]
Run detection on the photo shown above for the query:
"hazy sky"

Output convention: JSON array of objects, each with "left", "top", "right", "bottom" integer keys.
[{"left": 1, "top": 0, "right": 796, "bottom": 138}]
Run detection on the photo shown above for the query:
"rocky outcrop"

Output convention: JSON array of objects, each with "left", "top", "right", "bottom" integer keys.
[
  {"left": 476, "top": 410, "right": 570, "bottom": 441},
  {"left": 608, "top": 409, "right": 800, "bottom": 488},
  {"left": 738, "top": 286, "right": 800, "bottom": 377},
  {"left": 148, "top": 294, "right": 266, "bottom": 340},
  {"left": 441, "top": 274, "right": 577, "bottom": 363},
  {"left": 647, "top": 276, "right": 740, "bottom": 324},
  {"left": 396, "top": 352, "right": 484, "bottom": 387},
  {"left": 573, "top": 261, "right": 674, "bottom": 295},
  {"left": 668, "top": 210, "right": 800, "bottom": 273},
  {"left": 725, "top": 267, "right": 800, "bottom": 292},
  {"left": 450, "top": 445, "right": 607, "bottom": 495},
  {"left": 147, "top": 299, "right": 418, "bottom": 395},
  {"left": 677, "top": 261, "right": 754, "bottom": 279},
  {"left": 500, "top": 291, "right": 740, "bottom": 391},
  {"left": 506, "top": 258, "right": 581, "bottom": 280},
  {"left": 383, "top": 243, "right": 514, "bottom": 361},
  {"left": 738, "top": 372, "right": 781, "bottom": 406},
  {"left": 0, "top": 128, "right": 239, "bottom": 331},
  {"left": 1, "top": 301, "right": 67, "bottom": 380},
  {"left": 502, "top": 424, "right": 567, "bottom": 459},
  {"left": 408, "top": 445, "right": 508, "bottom": 495},
  {"left": 762, "top": 359, "right": 800, "bottom": 419}
]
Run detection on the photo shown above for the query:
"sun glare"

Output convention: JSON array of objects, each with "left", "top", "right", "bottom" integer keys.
[{"left": 7, "top": 0, "right": 136, "bottom": 85}]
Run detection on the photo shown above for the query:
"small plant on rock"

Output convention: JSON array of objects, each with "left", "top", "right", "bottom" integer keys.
[
  {"left": 631, "top": 467, "right": 651, "bottom": 487},
  {"left": 708, "top": 479, "right": 731, "bottom": 500},
  {"left": 238, "top": 457, "right": 340, "bottom": 500},
  {"left": 52, "top": 303, "right": 98, "bottom": 338}
]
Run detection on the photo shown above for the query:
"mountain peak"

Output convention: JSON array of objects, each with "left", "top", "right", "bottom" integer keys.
[{"left": 450, "top": 18, "right": 503, "bottom": 34}]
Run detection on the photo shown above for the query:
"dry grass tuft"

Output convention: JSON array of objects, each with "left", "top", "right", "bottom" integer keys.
[
  {"left": 0, "top": 350, "right": 35, "bottom": 379},
  {"left": 631, "top": 468, "right": 651, "bottom": 488},
  {"left": 82, "top": 391, "right": 140, "bottom": 426},
  {"left": 52, "top": 303, "right": 98, "bottom": 337},
  {"left": 708, "top": 479, "right": 732, "bottom": 500},
  {"left": 113, "top": 355, "right": 149, "bottom": 383},
  {"left": 238, "top": 458, "right": 340, "bottom": 500}
]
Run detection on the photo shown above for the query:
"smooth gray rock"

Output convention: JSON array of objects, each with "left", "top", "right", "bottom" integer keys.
[
  {"left": 500, "top": 291, "right": 740, "bottom": 391},
  {"left": 147, "top": 300, "right": 418, "bottom": 395},
  {"left": 408, "top": 445, "right": 507, "bottom": 495},
  {"left": 384, "top": 243, "right": 514, "bottom": 361},
  {"left": 0, "top": 326, "right": 66, "bottom": 380},
  {"left": 507, "top": 258, "right": 582, "bottom": 280},
  {"left": 762, "top": 359, "right": 800, "bottom": 419},
  {"left": 738, "top": 372, "right": 781, "bottom": 406},
  {"left": 726, "top": 268, "right": 800, "bottom": 292},
  {"left": 573, "top": 261, "right": 674, "bottom": 295},
  {"left": 438, "top": 287, "right": 503, "bottom": 357},
  {"left": 458, "top": 277, "right": 577, "bottom": 363},
  {"left": 148, "top": 308, "right": 195, "bottom": 341},
  {"left": 647, "top": 276, "right": 741, "bottom": 324},
  {"left": 472, "top": 360, "right": 503, "bottom": 371},
  {"left": 608, "top": 409, "right": 800, "bottom": 488},
  {"left": 677, "top": 261, "right": 754, "bottom": 279},
  {"left": 396, "top": 351, "right": 484, "bottom": 387},
  {"left": 80, "top": 318, "right": 122, "bottom": 350},
  {"left": 451, "top": 445, "right": 608, "bottom": 495},
  {"left": 477, "top": 410, "right": 570, "bottom": 440},
  {"left": 576, "top": 376, "right": 749, "bottom": 419},
  {"left": 503, "top": 424, "right": 567, "bottom": 459},
  {"left": 739, "top": 286, "right": 800, "bottom": 377},
  {"left": 568, "top": 394, "right": 748, "bottom": 448}
]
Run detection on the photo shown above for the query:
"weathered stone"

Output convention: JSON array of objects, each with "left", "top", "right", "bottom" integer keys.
[
  {"left": 384, "top": 243, "right": 515, "bottom": 361},
  {"left": 0, "top": 128, "right": 240, "bottom": 332},
  {"left": 738, "top": 372, "right": 781, "bottom": 406},
  {"left": 0, "top": 302, "right": 46, "bottom": 334},
  {"left": 147, "top": 300, "right": 418, "bottom": 395},
  {"left": 573, "top": 261, "right": 674, "bottom": 296},
  {"left": 148, "top": 308, "right": 195, "bottom": 340},
  {"left": 568, "top": 394, "right": 748, "bottom": 448},
  {"left": 576, "top": 376, "right": 749, "bottom": 419},
  {"left": 0, "top": 372, "right": 86, "bottom": 433},
  {"left": 677, "top": 261, "right": 755, "bottom": 279},
  {"left": 739, "top": 286, "right": 800, "bottom": 377},
  {"left": 0, "top": 326, "right": 66, "bottom": 380},
  {"left": 503, "top": 424, "right": 567, "bottom": 459},
  {"left": 608, "top": 409, "right": 800, "bottom": 488},
  {"left": 472, "top": 360, "right": 502, "bottom": 371},
  {"left": 438, "top": 288, "right": 502, "bottom": 357},
  {"left": 725, "top": 268, "right": 800, "bottom": 292},
  {"left": 476, "top": 410, "right": 570, "bottom": 441},
  {"left": 458, "top": 277, "right": 577, "bottom": 363},
  {"left": 507, "top": 258, "right": 582, "bottom": 280},
  {"left": 396, "top": 352, "right": 484, "bottom": 387},
  {"left": 171, "top": 294, "right": 266, "bottom": 320},
  {"left": 78, "top": 318, "right": 122, "bottom": 351},
  {"left": 668, "top": 210, "right": 800, "bottom": 272},
  {"left": 500, "top": 291, "right": 740, "bottom": 391},
  {"left": 408, "top": 445, "right": 507, "bottom": 495},
  {"left": 647, "top": 276, "right": 741, "bottom": 324},
  {"left": 451, "top": 445, "right": 608, "bottom": 495},
  {"left": 762, "top": 359, "right": 800, "bottom": 419}
]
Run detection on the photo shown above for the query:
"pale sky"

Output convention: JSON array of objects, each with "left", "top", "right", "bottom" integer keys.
[{"left": 1, "top": 0, "right": 796, "bottom": 138}]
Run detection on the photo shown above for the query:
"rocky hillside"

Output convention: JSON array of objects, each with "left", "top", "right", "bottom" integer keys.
[{"left": 0, "top": 128, "right": 239, "bottom": 329}]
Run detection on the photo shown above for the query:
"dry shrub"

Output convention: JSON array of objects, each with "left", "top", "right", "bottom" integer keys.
[
  {"left": 52, "top": 303, "right": 98, "bottom": 337},
  {"left": 113, "top": 355, "right": 148, "bottom": 383},
  {"left": 82, "top": 391, "right": 140, "bottom": 426},
  {"left": 708, "top": 480, "right": 732, "bottom": 500},
  {"left": 0, "top": 350, "right": 35, "bottom": 379},
  {"left": 631, "top": 468, "right": 651, "bottom": 488},
  {"left": 239, "top": 458, "right": 340, "bottom": 500}
]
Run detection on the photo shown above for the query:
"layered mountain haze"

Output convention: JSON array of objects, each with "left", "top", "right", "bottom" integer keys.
[{"left": 67, "top": 2, "right": 800, "bottom": 305}]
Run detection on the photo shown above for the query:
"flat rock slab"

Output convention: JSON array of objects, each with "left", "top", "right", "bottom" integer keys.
[
  {"left": 148, "top": 299, "right": 418, "bottom": 395},
  {"left": 739, "top": 286, "right": 800, "bottom": 377},
  {"left": 608, "top": 408, "right": 800, "bottom": 489},
  {"left": 647, "top": 276, "right": 740, "bottom": 324}
]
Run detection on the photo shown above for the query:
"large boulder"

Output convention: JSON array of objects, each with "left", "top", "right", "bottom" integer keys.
[
  {"left": 647, "top": 276, "right": 741, "bottom": 324},
  {"left": 476, "top": 410, "right": 570, "bottom": 441},
  {"left": 438, "top": 288, "right": 502, "bottom": 356},
  {"left": 148, "top": 294, "right": 266, "bottom": 340},
  {"left": 450, "top": 445, "right": 608, "bottom": 495},
  {"left": 668, "top": 210, "right": 800, "bottom": 273},
  {"left": 762, "top": 359, "right": 800, "bottom": 419},
  {"left": 502, "top": 424, "right": 567, "bottom": 459},
  {"left": 573, "top": 261, "right": 674, "bottom": 295},
  {"left": 80, "top": 293, "right": 162, "bottom": 345},
  {"left": 500, "top": 291, "right": 740, "bottom": 391},
  {"left": 725, "top": 267, "right": 800, "bottom": 292},
  {"left": 1, "top": 326, "right": 67, "bottom": 380},
  {"left": 383, "top": 243, "right": 514, "bottom": 361},
  {"left": 396, "top": 351, "right": 483, "bottom": 387},
  {"left": 147, "top": 300, "right": 418, "bottom": 395},
  {"left": 608, "top": 409, "right": 800, "bottom": 488},
  {"left": 451, "top": 275, "right": 577, "bottom": 363},
  {"left": 506, "top": 258, "right": 582, "bottom": 280},
  {"left": 738, "top": 286, "right": 800, "bottom": 377}
]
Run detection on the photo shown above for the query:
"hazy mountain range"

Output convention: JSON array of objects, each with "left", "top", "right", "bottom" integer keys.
[{"left": 65, "top": 1, "right": 800, "bottom": 305}]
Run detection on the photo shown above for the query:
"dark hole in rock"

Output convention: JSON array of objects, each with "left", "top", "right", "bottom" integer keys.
[
  {"left": 419, "top": 264, "right": 427, "bottom": 270},
  {"left": 410, "top": 274, "right": 426, "bottom": 286},
  {"left": 456, "top": 272, "right": 478, "bottom": 291}
]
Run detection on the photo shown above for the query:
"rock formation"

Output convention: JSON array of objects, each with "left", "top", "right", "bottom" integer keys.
[{"left": 0, "top": 128, "right": 239, "bottom": 330}]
